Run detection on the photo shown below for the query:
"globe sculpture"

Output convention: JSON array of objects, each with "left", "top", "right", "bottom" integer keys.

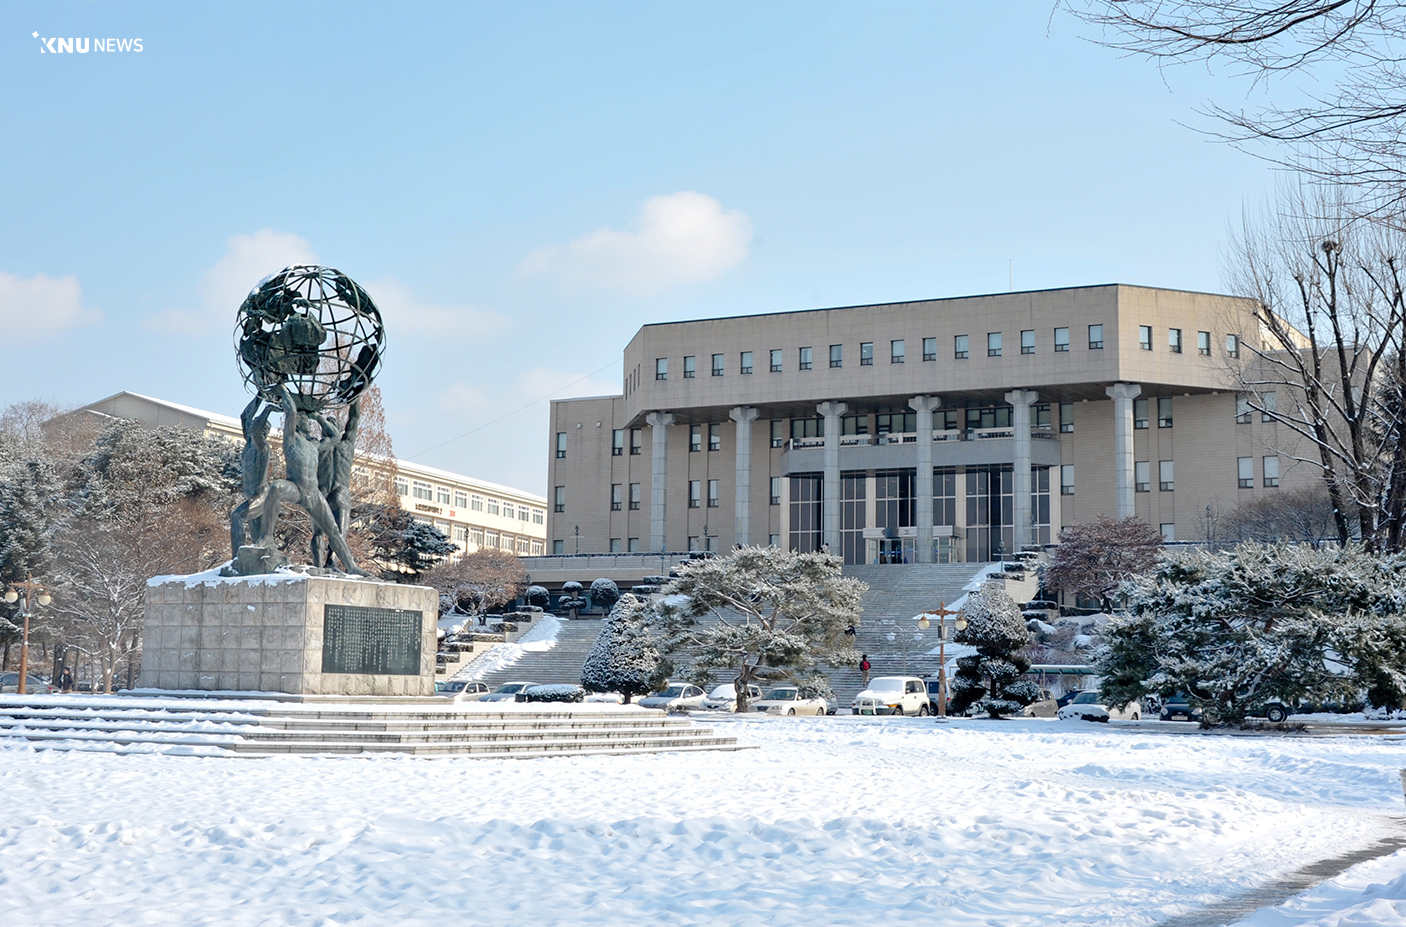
[
  {"left": 235, "top": 265, "right": 385, "bottom": 414},
  {"left": 226, "top": 265, "right": 385, "bottom": 577}
]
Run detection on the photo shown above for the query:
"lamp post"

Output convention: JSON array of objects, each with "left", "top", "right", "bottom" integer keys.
[
  {"left": 4, "top": 576, "right": 52, "bottom": 696},
  {"left": 920, "top": 601, "right": 966, "bottom": 719}
]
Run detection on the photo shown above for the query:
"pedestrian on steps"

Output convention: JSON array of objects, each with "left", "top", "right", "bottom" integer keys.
[{"left": 859, "top": 654, "right": 871, "bottom": 688}]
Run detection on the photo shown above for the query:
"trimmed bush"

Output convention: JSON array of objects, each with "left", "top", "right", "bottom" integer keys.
[{"left": 522, "top": 684, "right": 586, "bottom": 703}]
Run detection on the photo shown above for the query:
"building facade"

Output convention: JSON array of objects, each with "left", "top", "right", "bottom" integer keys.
[
  {"left": 76, "top": 392, "right": 547, "bottom": 558},
  {"left": 547, "top": 284, "right": 1311, "bottom": 562}
]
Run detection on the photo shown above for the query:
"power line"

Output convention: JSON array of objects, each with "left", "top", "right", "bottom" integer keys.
[{"left": 404, "top": 358, "right": 621, "bottom": 460}]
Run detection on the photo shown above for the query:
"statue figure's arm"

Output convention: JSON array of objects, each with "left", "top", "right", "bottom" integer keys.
[
  {"left": 240, "top": 397, "right": 263, "bottom": 441},
  {"left": 312, "top": 413, "right": 341, "bottom": 443},
  {"left": 342, "top": 399, "right": 361, "bottom": 446}
]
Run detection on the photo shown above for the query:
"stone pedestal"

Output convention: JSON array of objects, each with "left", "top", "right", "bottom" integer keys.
[{"left": 141, "top": 572, "right": 439, "bottom": 696}]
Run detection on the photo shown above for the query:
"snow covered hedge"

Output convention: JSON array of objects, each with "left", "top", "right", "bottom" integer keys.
[{"left": 521, "top": 684, "right": 586, "bottom": 703}]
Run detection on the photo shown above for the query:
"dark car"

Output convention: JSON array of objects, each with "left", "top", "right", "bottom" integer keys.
[
  {"left": 1159, "top": 692, "right": 1201, "bottom": 722},
  {"left": 926, "top": 680, "right": 947, "bottom": 715}
]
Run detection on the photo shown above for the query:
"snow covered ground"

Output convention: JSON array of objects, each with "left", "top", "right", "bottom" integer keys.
[{"left": 3, "top": 716, "right": 1405, "bottom": 926}]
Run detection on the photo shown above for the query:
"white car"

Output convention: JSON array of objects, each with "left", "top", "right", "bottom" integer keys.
[
  {"left": 752, "top": 685, "right": 828, "bottom": 716},
  {"left": 1057, "top": 690, "right": 1142, "bottom": 722},
  {"left": 479, "top": 681, "right": 539, "bottom": 703},
  {"left": 699, "top": 682, "right": 764, "bottom": 712},
  {"left": 852, "top": 676, "right": 931, "bottom": 716},
  {"left": 638, "top": 682, "right": 708, "bottom": 711}
]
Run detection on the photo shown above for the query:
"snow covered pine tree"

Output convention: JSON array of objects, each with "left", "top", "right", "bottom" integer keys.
[
  {"left": 949, "top": 581, "right": 1040, "bottom": 719},
  {"left": 580, "top": 594, "right": 666, "bottom": 704}
]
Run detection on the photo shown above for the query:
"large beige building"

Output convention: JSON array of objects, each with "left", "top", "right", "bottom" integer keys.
[
  {"left": 547, "top": 284, "right": 1311, "bottom": 563},
  {"left": 76, "top": 392, "right": 547, "bottom": 558}
]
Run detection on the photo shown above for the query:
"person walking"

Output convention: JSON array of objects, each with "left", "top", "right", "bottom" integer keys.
[
  {"left": 859, "top": 654, "right": 871, "bottom": 688},
  {"left": 59, "top": 668, "right": 73, "bottom": 693}
]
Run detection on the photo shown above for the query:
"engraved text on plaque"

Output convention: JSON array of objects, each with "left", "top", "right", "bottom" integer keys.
[{"left": 322, "top": 604, "right": 423, "bottom": 675}]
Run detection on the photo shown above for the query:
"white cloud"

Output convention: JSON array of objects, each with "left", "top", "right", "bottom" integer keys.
[
  {"left": 362, "top": 277, "right": 506, "bottom": 337},
  {"left": 518, "top": 191, "right": 752, "bottom": 294},
  {"left": 145, "top": 229, "right": 319, "bottom": 336},
  {"left": 0, "top": 270, "right": 102, "bottom": 340}
]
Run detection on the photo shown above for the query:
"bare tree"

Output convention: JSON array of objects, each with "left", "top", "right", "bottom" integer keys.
[
  {"left": 1044, "top": 516, "right": 1165, "bottom": 610},
  {"left": 1224, "top": 185, "right": 1406, "bottom": 548},
  {"left": 1223, "top": 483, "right": 1344, "bottom": 544},
  {"left": 424, "top": 548, "right": 527, "bottom": 619},
  {"left": 1067, "top": 1, "right": 1406, "bottom": 213}
]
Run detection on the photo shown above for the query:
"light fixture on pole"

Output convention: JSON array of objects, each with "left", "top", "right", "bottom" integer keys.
[
  {"left": 4, "top": 576, "right": 52, "bottom": 696},
  {"left": 924, "top": 601, "right": 965, "bottom": 719}
]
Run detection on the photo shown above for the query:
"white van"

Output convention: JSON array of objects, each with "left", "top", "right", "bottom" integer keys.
[{"left": 852, "top": 676, "right": 930, "bottom": 716}]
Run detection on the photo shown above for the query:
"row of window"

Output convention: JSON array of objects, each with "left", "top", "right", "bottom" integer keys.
[
  {"left": 397, "top": 477, "right": 544, "bottom": 523},
  {"left": 416, "top": 517, "right": 545, "bottom": 556},
  {"left": 650, "top": 327, "right": 1244, "bottom": 380},
  {"left": 1055, "top": 456, "right": 1280, "bottom": 497},
  {"left": 574, "top": 477, "right": 792, "bottom": 516}
]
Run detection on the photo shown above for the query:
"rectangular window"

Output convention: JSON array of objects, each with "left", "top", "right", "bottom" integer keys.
[
  {"left": 710, "top": 353, "right": 724, "bottom": 377},
  {"left": 689, "top": 480, "right": 701, "bottom": 508},
  {"left": 1262, "top": 391, "right": 1277, "bottom": 422},
  {"left": 689, "top": 425, "right": 702, "bottom": 452},
  {"left": 412, "top": 480, "right": 433, "bottom": 501},
  {"left": 471, "top": 528, "right": 484, "bottom": 547},
  {"left": 841, "top": 414, "right": 868, "bottom": 436},
  {"left": 987, "top": 332, "right": 1002, "bottom": 357},
  {"left": 860, "top": 342, "right": 874, "bottom": 366},
  {"left": 922, "top": 337, "right": 936, "bottom": 362},
  {"left": 655, "top": 357, "right": 668, "bottom": 380},
  {"left": 799, "top": 347, "right": 813, "bottom": 370},
  {"left": 683, "top": 355, "right": 696, "bottom": 378},
  {"left": 610, "top": 538, "right": 622, "bottom": 553},
  {"left": 771, "top": 419, "right": 786, "bottom": 448},
  {"left": 1160, "top": 523, "right": 1176, "bottom": 542},
  {"left": 1238, "top": 457, "right": 1254, "bottom": 489},
  {"left": 1134, "top": 398, "right": 1149, "bottom": 430},
  {"left": 791, "top": 417, "right": 824, "bottom": 440},
  {"left": 707, "top": 479, "right": 720, "bottom": 508},
  {"left": 553, "top": 486, "right": 565, "bottom": 513},
  {"left": 454, "top": 490, "right": 468, "bottom": 509},
  {"left": 1264, "top": 456, "right": 1280, "bottom": 488},
  {"left": 769, "top": 534, "right": 780, "bottom": 548},
  {"left": 740, "top": 351, "right": 753, "bottom": 375},
  {"left": 891, "top": 339, "right": 905, "bottom": 364},
  {"left": 555, "top": 432, "right": 567, "bottom": 458},
  {"left": 1034, "top": 404, "right": 1051, "bottom": 428},
  {"left": 1135, "top": 460, "right": 1150, "bottom": 493},
  {"left": 436, "top": 486, "right": 451, "bottom": 504},
  {"left": 1236, "top": 394, "right": 1252, "bottom": 424},
  {"left": 829, "top": 344, "right": 843, "bottom": 367},
  {"left": 553, "top": 539, "right": 564, "bottom": 555},
  {"left": 1060, "top": 464, "right": 1075, "bottom": 495},
  {"left": 1088, "top": 324, "right": 1104, "bottom": 349},
  {"left": 1054, "top": 327, "right": 1069, "bottom": 352},
  {"left": 531, "top": 540, "right": 544, "bottom": 556},
  {"left": 533, "top": 509, "right": 543, "bottom": 524},
  {"left": 612, "top": 429, "right": 624, "bottom": 456},
  {"left": 629, "top": 483, "right": 641, "bottom": 510},
  {"left": 1226, "top": 333, "right": 1240, "bottom": 358},
  {"left": 627, "top": 537, "right": 640, "bottom": 552},
  {"left": 770, "top": 476, "right": 782, "bottom": 506},
  {"left": 487, "top": 498, "right": 500, "bottom": 516},
  {"left": 1139, "top": 325, "right": 1153, "bottom": 351},
  {"left": 519, "top": 506, "right": 531, "bottom": 522},
  {"left": 630, "top": 428, "right": 642, "bottom": 455},
  {"left": 485, "top": 532, "right": 499, "bottom": 550},
  {"left": 1059, "top": 402, "right": 1074, "bottom": 433},
  {"left": 1198, "top": 331, "right": 1211, "bottom": 356},
  {"left": 954, "top": 335, "right": 969, "bottom": 359},
  {"left": 709, "top": 423, "right": 721, "bottom": 451},
  {"left": 610, "top": 484, "right": 622, "bottom": 511},
  {"left": 393, "top": 477, "right": 409, "bottom": 497},
  {"left": 1169, "top": 328, "right": 1183, "bottom": 354},
  {"left": 1021, "top": 330, "right": 1035, "bottom": 354},
  {"left": 1159, "top": 460, "right": 1174, "bottom": 492},
  {"left": 470, "top": 494, "right": 484, "bottom": 512},
  {"left": 1158, "top": 397, "right": 1173, "bottom": 428},
  {"left": 770, "top": 348, "right": 783, "bottom": 372}
]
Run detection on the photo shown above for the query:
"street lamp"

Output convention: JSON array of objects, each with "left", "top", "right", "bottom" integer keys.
[
  {"left": 920, "top": 601, "right": 966, "bottom": 719},
  {"left": 4, "top": 576, "right": 52, "bottom": 696}
]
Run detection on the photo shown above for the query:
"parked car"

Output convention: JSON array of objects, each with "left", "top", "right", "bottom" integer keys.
[
  {"left": 1023, "top": 688, "right": 1059, "bottom": 718},
  {"left": 852, "top": 676, "right": 931, "bottom": 716},
  {"left": 1057, "top": 690, "right": 1142, "bottom": 722},
  {"left": 699, "top": 682, "right": 763, "bottom": 712},
  {"left": 479, "top": 681, "right": 539, "bottom": 703},
  {"left": 437, "top": 680, "right": 487, "bottom": 696},
  {"left": 1159, "top": 692, "right": 1201, "bottom": 722},
  {"left": 584, "top": 692, "right": 624, "bottom": 704},
  {"left": 0, "top": 673, "right": 57, "bottom": 694},
  {"left": 752, "top": 685, "right": 827, "bottom": 716},
  {"left": 925, "top": 679, "right": 947, "bottom": 715},
  {"left": 638, "top": 682, "right": 708, "bottom": 711}
]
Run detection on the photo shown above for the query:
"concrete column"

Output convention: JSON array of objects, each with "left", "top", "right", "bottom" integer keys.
[
  {"left": 817, "top": 401, "right": 847, "bottom": 554},
  {"left": 1005, "top": 390, "right": 1039, "bottom": 552},
  {"left": 909, "top": 395, "right": 941, "bottom": 563},
  {"left": 729, "top": 406, "right": 759, "bottom": 547},
  {"left": 1105, "top": 383, "right": 1141, "bottom": 519},
  {"left": 646, "top": 411, "right": 674, "bottom": 551}
]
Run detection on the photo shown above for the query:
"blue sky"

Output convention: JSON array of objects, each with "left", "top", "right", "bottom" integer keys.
[{"left": 1, "top": 2, "right": 1279, "bottom": 493}]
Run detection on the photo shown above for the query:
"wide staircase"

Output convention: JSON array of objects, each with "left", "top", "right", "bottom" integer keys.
[
  {"left": 0, "top": 695, "right": 748, "bottom": 758},
  {"left": 468, "top": 618, "right": 609, "bottom": 689},
  {"left": 830, "top": 563, "right": 991, "bottom": 707}
]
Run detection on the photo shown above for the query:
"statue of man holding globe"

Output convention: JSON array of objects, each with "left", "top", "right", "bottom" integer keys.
[{"left": 225, "top": 265, "right": 386, "bottom": 577}]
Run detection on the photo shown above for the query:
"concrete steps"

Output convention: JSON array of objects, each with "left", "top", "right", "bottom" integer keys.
[
  {"left": 472, "top": 618, "right": 608, "bottom": 689},
  {"left": 0, "top": 696, "right": 749, "bottom": 758}
]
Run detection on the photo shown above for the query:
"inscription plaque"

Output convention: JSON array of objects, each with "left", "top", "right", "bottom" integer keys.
[{"left": 322, "top": 604, "right": 423, "bottom": 675}]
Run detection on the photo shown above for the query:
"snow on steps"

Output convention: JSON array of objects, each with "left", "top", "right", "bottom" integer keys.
[{"left": 0, "top": 695, "right": 749, "bottom": 758}]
